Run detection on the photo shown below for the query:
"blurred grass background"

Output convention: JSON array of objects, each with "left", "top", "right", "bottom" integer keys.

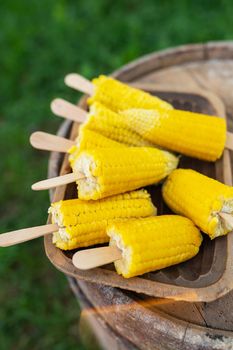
[{"left": 1, "top": 0, "right": 233, "bottom": 348}]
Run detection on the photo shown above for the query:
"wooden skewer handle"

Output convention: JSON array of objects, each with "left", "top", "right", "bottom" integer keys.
[
  {"left": 51, "top": 98, "right": 87, "bottom": 123},
  {"left": 30, "top": 132, "right": 75, "bottom": 153},
  {"left": 0, "top": 224, "right": 58, "bottom": 247},
  {"left": 226, "top": 132, "right": 233, "bottom": 151},
  {"left": 64, "top": 73, "right": 94, "bottom": 95},
  {"left": 31, "top": 172, "right": 82, "bottom": 191},
  {"left": 72, "top": 246, "right": 122, "bottom": 270}
]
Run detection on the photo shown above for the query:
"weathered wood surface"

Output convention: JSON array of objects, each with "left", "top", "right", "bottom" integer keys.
[
  {"left": 68, "top": 277, "right": 135, "bottom": 350},
  {"left": 47, "top": 42, "right": 233, "bottom": 349},
  {"left": 76, "top": 280, "right": 233, "bottom": 350}
]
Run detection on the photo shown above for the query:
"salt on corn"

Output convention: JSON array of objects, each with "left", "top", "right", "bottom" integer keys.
[
  {"left": 87, "top": 75, "right": 173, "bottom": 112},
  {"left": 162, "top": 169, "right": 233, "bottom": 239},
  {"left": 72, "top": 147, "right": 179, "bottom": 200},
  {"left": 121, "top": 108, "right": 226, "bottom": 161},
  {"left": 107, "top": 216, "right": 202, "bottom": 278},
  {"left": 49, "top": 190, "right": 156, "bottom": 250}
]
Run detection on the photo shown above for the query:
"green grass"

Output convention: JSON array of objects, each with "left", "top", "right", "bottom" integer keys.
[{"left": 1, "top": 0, "right": 233, "bottom": 348}]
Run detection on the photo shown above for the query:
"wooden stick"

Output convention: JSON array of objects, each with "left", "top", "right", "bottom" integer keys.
[
  {"left": 31, "top": 172, "right": 85, "bottom": 191},
  {"left": 51, "top": 98, "right": 87, "bottom": 123},
  {"left": 64, "top": 73, "right": 94, "bottom": 95},
  {"left": 219, "top": 212, "right": 233, "bottom": 227},
  {"left": 30, "top": 132, "right": 74, "bottom": 153},
  {"left": 0, "top": 224, "right": 58, "bottom": 247},
  {"left": 72, "top": 246, "right": 122, "bottom": 270},
  {"left": 225, "top": 132, "right": 233, "bottom": 151}
]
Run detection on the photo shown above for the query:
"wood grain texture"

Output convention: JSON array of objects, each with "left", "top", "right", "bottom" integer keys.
[
  {"left": 46, "top": 42, "right": 233, "bottom": 348},
  {"left": 77, "top": 279, "right": 233, "bottom": 350},
  {"left": 68, "top": 277, "right": 134, "bottom": 350}
]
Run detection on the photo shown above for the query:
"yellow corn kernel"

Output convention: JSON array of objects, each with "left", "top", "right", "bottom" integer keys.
[
  {"left": 49, "top": 189, "right": 156, "bottom": 250},
  {"left": 162, "top": 169, "right": 233, "bottom": 239},
  {"left": 72, "top": 147, "right": 179, "bottom": 200},
  {"left": 68, "top": 127, "right": 125, "bottom": 168},
  {"left": 77, "top": 127, "right": 124, "bottom": 150},
  {"left": 88, "top": 75, "right": 173, "bottom": 112},
  {"left": 108, "top": 215, "right": 202, "bottom": 278},
  {"left": 121, "top": 108, "right": 226, "bottom": 161},
  {"left": 82, "top": 102, "right": 154, "bottom": 147}
]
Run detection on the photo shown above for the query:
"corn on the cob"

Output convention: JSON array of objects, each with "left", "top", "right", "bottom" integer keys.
[
  {"left": 49, "top": 190, "right": 156, "bottom": 250},
  {"left": 162, "top": 169, "right": 233, "bottom": 239},
  {"left": 69, "top": 128, "right": 125, "bottom": 167},
  {"left": 121, "top": 108, "right": 226, "bottom": 161},
  {"left": 82, "top": 102, "right": 154, "bottom": 147},
  {"left": 69, "top": 103, "right": 154, "bottom": 166},
  {"left": 72, "top": 147, "right": 179, "bottom": 200},
  {"left": 77, "top": 127, "right": 124, "bottom": 150},
  {"left": 87, "top": 75, "right": 173, "bottom": 112},
  {"left": 107, "top": 215, "right": 202, "bottom": 278}
]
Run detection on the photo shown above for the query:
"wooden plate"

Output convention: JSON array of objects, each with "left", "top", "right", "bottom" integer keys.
[{"left": 44, "top": 87, "right": 233, "bottom": 302}]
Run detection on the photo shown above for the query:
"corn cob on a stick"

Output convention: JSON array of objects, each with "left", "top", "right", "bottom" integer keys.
[
  {"left": 73, "top": 216, "right": 202, "bottom": 278},
  {"left": 72, "top": 147, "right": 179, "bottom": 200},
  {"left": 0, "top": 190, "right": 156, "bottom": 249},
  {"left": 82, "top": 102, "right": 154, "bottom": 147},
  {"left": 65, "top": 73, "right": 173, "bottom": 111},
  {"left": 51, "top": 98, "right": 154, "bottom": 147},
  {"left": 162, "top": 169, "right": 233, "bottom": 239},
  {"left": 121, "top": 108, "right": 227, "bottom": 161},
  {"left": 32, "top": 146, "right": 178, "bottom": 194},
  {"left": 108, "top": 216, "right": 202, "bottom": 278},
  {"left": 49, "top": 190, "right": 156, "bottom": 250}
]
